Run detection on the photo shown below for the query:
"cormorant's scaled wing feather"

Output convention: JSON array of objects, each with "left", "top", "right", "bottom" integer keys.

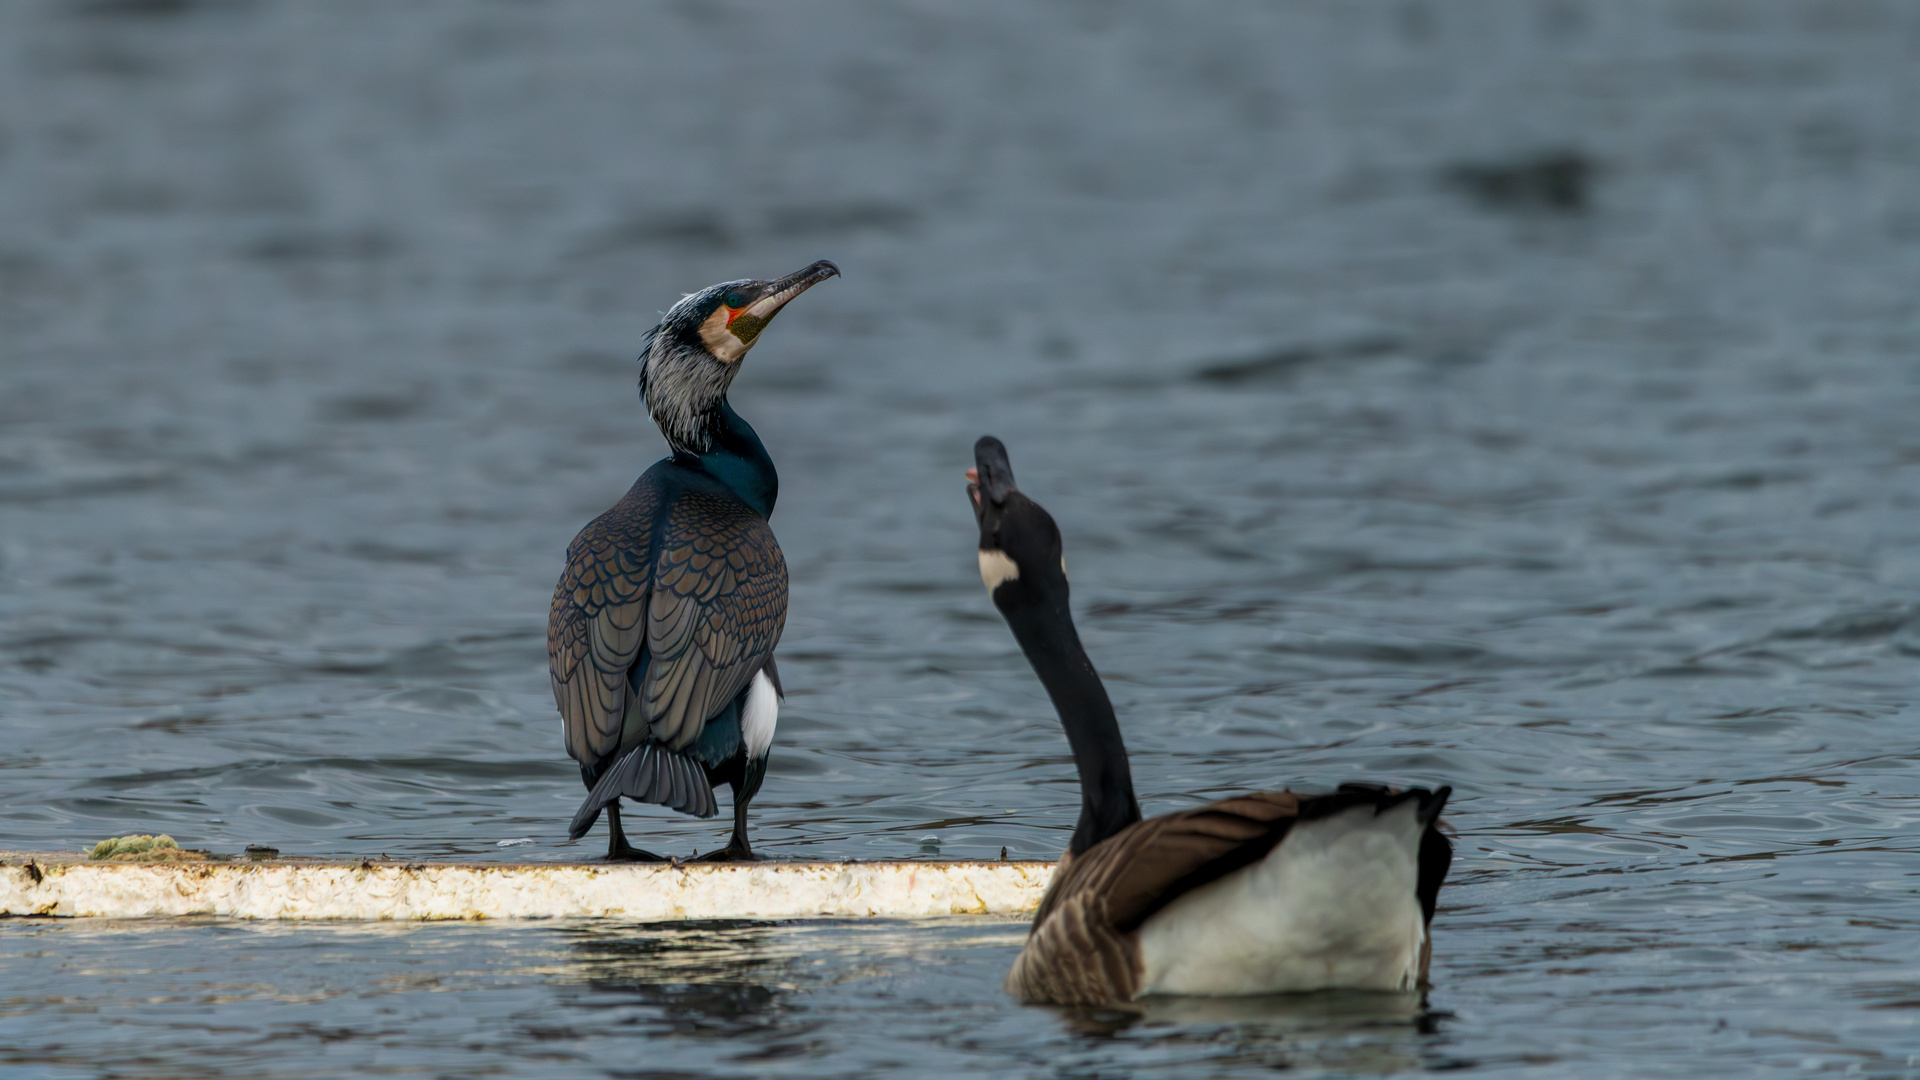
[
  {"left": 548, "top": 482, "right": 660, "bottom": 767},
  {"left": 641, "top": 489, "right": 788, "bottom": 750},
  {"left": 1007, "top": 792, "right": 1302, "bottom": 1005}
]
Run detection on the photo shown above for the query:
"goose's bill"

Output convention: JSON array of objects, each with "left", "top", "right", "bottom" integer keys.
[
  {"left": 971, "top": 436, "right": 1017, "bottom": 505},
  {"left": 966, "top": 467, "right": 981, "bottom": 509}
]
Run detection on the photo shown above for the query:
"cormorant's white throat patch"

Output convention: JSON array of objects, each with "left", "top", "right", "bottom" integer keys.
[
  {"left": 979, "top": 549, "right": 1019, "bottom": 594},
  {"left": 698, "top": 305, "right": 749, "bottom": 364}
]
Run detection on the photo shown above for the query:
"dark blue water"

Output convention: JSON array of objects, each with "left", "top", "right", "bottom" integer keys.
[{"left": 2, "top": 0, "right": 1918, "bottom": 1075}]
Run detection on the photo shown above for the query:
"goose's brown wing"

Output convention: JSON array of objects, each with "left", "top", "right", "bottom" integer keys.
[
  {"left": 639, "top": 488, "right": 788, "bottom": 750},
  {"left": 549, "top": 481, "right": 661, "bottom": 768},
  {"left": 1008, "top": 792, "right": 1304, "bottom": 1005}
]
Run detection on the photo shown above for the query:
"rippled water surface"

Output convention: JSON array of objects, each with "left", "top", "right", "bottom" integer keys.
[{"left": 3, "top": 0, "right": 1919, "bottom": 1075}]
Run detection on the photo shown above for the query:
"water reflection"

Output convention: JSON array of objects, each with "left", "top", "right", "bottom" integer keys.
[
  {"left": 558, "top": 921, "right": 804, "bottom": 1039},
  {"left": 1054, "top": 990, "right": 1441, "bottom": 1074},
  {"left": 1075, "top": 987, "right": 1428, "bottom": 1032},
  {"left": 542, "top": 918, "right": 1454, "bottom": 1075}
]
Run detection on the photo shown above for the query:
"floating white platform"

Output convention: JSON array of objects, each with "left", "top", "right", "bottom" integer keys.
[{"left": 0, "top": 853, "right": 1054, "bottom": 921}]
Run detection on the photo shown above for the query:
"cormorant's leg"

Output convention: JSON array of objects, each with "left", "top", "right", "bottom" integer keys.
[
  {"left": 605, "top": 801, "right": 665, "bottom": 862},
  {"left": 695, "top": 756, "right": 765, "bottom": 862}
]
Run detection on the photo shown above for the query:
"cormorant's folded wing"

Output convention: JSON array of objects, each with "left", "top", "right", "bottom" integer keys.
[
  {"left": 641, "top": 489, "right": 788, "bottom": 751},
  {"left": 549, "top": 482, "right": 660, "bottom": 767}
]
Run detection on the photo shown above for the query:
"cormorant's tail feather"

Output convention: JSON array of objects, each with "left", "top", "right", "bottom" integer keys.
[{"left": 568, "top": 743, "right": 718, "bottom": 839}]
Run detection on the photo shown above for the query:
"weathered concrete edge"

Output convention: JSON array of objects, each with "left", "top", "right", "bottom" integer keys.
[{"left": 0, "top": 854, "right": 1056, "bottom": 921}]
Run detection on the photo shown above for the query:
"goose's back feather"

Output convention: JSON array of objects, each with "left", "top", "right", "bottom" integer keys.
[
  {"left": 1008, "top": 792, "right": 1303, "bottom": 1005},
  {"left": 1007, "top": 787, "right": 1450, "bottom": 1005}
]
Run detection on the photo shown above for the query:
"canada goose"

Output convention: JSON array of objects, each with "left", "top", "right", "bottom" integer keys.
[
  {"left": 547, "top": 261, "right": 838, "bottom": 861},
  {"left": 967, "top": 435, "right": 1452, "bottom": 1003}
]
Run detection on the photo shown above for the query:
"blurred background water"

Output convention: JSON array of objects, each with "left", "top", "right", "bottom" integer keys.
[{"left": 2, "top": 0, "right": 1918, "bottom": 1076}]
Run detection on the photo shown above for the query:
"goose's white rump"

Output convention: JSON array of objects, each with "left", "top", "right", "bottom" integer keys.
[{"left": 1137, "top": 798, "right": 1428, "bottom": 995}]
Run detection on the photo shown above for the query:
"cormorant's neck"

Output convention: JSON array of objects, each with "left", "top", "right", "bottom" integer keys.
[
  {"left": 677, "top": 398, "right": 778, "bottom": 518},
  {"left": 1003, "top": 588, "right": 1141, "bottom": 856}
]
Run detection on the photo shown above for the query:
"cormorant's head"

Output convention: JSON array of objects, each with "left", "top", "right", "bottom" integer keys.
[
  {"left": 967, "top": 435, "right": 1066, "bottom": 613},
  {"left": 639, "top": 259, "right": 839, "bottom": 452}
]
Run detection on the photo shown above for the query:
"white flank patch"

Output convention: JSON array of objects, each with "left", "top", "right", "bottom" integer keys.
[
  {"left": 741, "top": 668, "right": 780, "bottom": 760},
  {"left": 1136, "top": 799, "right": 1428, "bottom": 996},
  {"left": 978, "top": 549, "right": 1020, "bottom": 594}
]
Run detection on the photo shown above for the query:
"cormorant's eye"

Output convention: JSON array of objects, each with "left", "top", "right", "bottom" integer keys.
[{"left": 723, "top": 291, "right": 746, "bottom": 309}]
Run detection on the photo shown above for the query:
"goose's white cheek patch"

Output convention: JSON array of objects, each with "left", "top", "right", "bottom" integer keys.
[{"left": 978, "top": 549, "right": 1019, "bottom": 594}]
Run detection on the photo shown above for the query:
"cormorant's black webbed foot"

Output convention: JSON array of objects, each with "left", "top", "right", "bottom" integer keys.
[
  {"left": 692, "top": 840, "right": 756, "bottom": 862},
  {"left": 603, "top": 803, "right": 666, "bottom": 862},
  {"left": 694, "top": 780, "right": 761, "bottom": 861}
]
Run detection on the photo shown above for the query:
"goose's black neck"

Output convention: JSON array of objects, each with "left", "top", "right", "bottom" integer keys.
[
  {"left": 1003, "top": 593, "right": 1141, "bottom": 856},
  {"left": 678, "top": 399, "right": 778, "bottom": 519}
]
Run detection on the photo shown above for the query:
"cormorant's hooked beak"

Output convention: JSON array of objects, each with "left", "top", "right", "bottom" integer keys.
[
  {"left": 747, "top": 259, "right": 840, "bottom": 323},
  {"left": 700, "top": 259, "right": 840, "bottom": 362}
]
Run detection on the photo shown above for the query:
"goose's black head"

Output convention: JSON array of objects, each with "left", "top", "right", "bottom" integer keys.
[
  {"left": 639, "top": 259, "right": 839, "bottom": 452},
  {"left": 967, "top": 435, "right": 1066, "bottom": 613},
  {"left": 967, "top": 435, "right": 1138, "bottom": 854}
]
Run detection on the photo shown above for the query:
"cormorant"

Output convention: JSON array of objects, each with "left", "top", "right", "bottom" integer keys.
[
  {"left": 549, "top": 260, "right": 838, "bottom": 861},
  {"left": 966, "top": 436, "right": 1452, "bottom": 1003}
]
